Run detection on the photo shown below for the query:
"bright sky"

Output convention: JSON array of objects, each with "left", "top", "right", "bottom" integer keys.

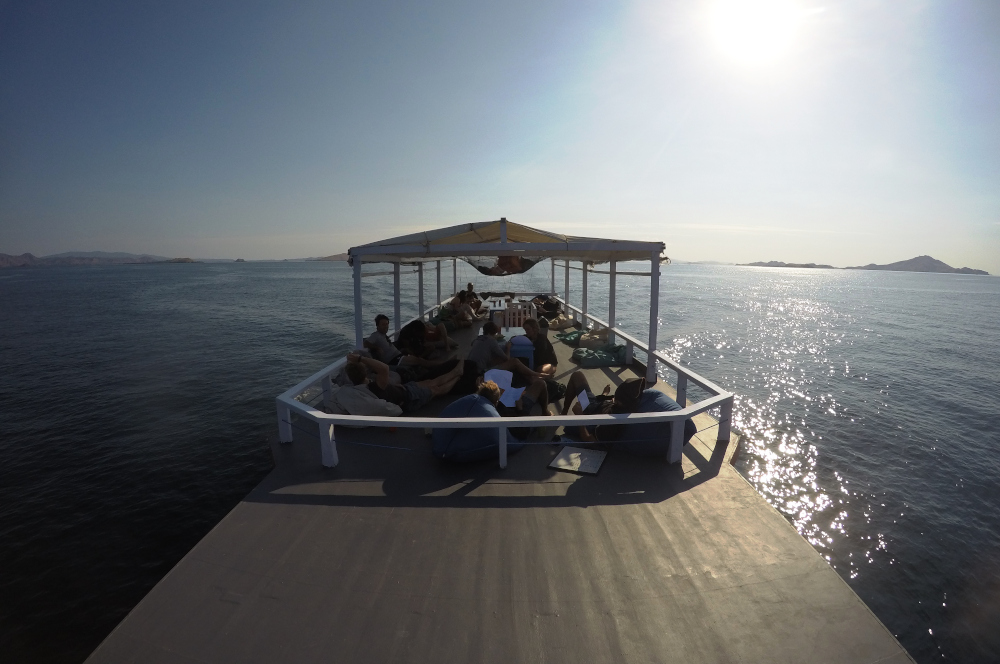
[{"left": 1, "top": 0, "right": 998, "bottom": 271}]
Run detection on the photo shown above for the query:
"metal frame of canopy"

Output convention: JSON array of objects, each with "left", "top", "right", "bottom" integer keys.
[{"left": 347, "top": 218, "right": 667, "bottom": 383}]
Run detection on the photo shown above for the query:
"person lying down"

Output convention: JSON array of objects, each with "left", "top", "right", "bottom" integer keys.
[
  {"left": 559, "top": 372, "right": 697, "bottom": 455},
  {"left": 327, "top": 353, "right": 463, "bottom": 416}
]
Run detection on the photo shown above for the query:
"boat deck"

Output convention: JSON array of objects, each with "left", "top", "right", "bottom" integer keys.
[{"left": 87, "top": 322, "right": 912, "bottom": 663}]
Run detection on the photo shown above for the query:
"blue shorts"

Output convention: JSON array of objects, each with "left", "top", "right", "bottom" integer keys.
[{"left": 519, "top": 395, "right": 537, "bottom": 415}]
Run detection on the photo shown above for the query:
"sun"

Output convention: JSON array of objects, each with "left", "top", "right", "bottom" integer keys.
[{"left": 708, "top": 0, "right": 803, "bottom": 67}]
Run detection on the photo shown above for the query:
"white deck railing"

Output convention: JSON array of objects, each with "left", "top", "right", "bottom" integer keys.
[{"left": 276, "top": 293, "right": 734, "bottom": 469}]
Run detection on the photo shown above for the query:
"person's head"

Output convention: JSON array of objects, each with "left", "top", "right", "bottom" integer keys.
[
  {"left": 482, "top": 321, "right": 499, "bottom": 336},
  {"left": 458, "top": 291, "right": 468, "bottom": 303},
  {"left": 374, "top": 314, "right": 390, "bottom": 334},
  {"left": 467, "top": 282, "right": 475, "bottom": 292},
  {"left": 612, "top": 377, "right": 647, "bottom": 413},
  {"left": 522, "top": 318, "right": 539, "bottom": 339},
  {"left": 345, "top": 362, "right": 368, "bottom": 386},
  {"left": 477, "top": 380, "right": 501, "bottom": 405}
]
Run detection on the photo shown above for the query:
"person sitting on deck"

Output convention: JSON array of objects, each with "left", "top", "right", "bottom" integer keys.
[
  {"left": 465, "top": 282, "right": 483, "bottom": 311},
  {"left": 345, "top": 352, "right": 463, "bottom": 414},
  {"left": 445, "top": 291, "right": 485, "bottom": 327},
  {"left": 467, "top": 321, "right": 543, "bottom": 381},
  {"left": 396, "top": 319, "right": 458, "bottom": 360},
  {"left": 432, "top": 381, "right": 526, "bottom": 462},
  {"left": 327, "top": 358, "right": 403, "bottom": 417},
  {"left": 559, "top": 372, "right": 697, "bottom": 453},
  {"left": 367, "top": 315, "right": 456, "bottom": 366},
  {"left": 521, "top": 318, "right": 558, "bottom": 376},
  {"left": 496, "top": 377, "right": 554, "bottom": 442}
]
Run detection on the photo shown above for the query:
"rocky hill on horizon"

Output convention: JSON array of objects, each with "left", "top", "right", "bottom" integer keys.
[
  {"left": 738, "top": 255, "right": 988, "bottom": 275},
  {"left": 1, "top": 252, "right": 183, "bottom": 268},
  {"left": 738, "top": 260, "right": 837, "bottom": 269},
  {"left": 844, "top": 255, "right": 988, "bottom": 275}
]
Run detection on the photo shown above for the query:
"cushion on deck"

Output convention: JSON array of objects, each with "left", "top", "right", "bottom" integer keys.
[
  {"left": 554, "top": 329, "right": 584, "bottom": 346},
  {"left": 432, "top": 394, "right": 525, "bottom": 462},
  {"left": 618, "top": 389, "right": 697, "bottom": 456},
  {"left": 571, "top": 344, "right": 626, "bottom": 367}
]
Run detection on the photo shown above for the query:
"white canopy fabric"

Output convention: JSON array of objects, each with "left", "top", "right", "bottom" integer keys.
[{"left": 348, "top": 219, "right": 666, "bottom": 267}]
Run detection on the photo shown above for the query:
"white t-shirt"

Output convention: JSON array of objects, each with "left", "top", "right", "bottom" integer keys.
[
  {"left": 329, "top": 384, "right": 402, "bottom": 417},
  {"left": 367, "top": 331, "right": 401, "bottom": 363}
]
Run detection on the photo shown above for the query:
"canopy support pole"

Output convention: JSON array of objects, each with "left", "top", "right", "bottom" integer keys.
[
  {"left": 452, "top": 259, "right": 457, "bottom": 297},
  {"left": 581, "top": 261, "right": 589, "bottom": 327},
  {"left": 393, "top": 263, "right": 401, "bottom": 336},
  {"left": 609, "top": 260, "right": 617, "bottom": 344},
  {"left": 418, "top": 263, "right": 424, "bottom": 320},
  {"left": 353, "top": 259, "right": 363, "bottom": 349},
  {"left": 563, "top": 260, "right": 570, "bottom": 317},
  {"left": 436, "top": 260, "right": 441, "bottom": 304},
  {"left": 647, "top": 251, "right": 660, "bottom": 383}
]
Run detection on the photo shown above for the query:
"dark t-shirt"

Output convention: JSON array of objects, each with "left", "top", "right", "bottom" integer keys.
[{"left": 531, "top": 334, "right": 558, "bottom": 367}]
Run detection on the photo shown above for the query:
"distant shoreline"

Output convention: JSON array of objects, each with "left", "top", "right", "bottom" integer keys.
[
  {"left": 1, "top": 252, "right": 989, "bottom": 275},
  {"left": 738, "top": 255, "right": 989, "bottom": 276}
]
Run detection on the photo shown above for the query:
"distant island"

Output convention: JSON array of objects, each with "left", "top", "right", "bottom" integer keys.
[
  {"left": 313, "top": 253, "right": 349, "bottom": 261},
  {"left": 0, "top": 252, "right": 234, "bottom": 268},
  {"left": 739, "top": 255, "right": 988, "bottom": 275},
  {"left": 0, "top": 251, "right": 169, "bottom": 268},
  {"left": 739, "top": 261, "right": 836, "bottom": 269},
  {"left": 844, "top": 255, "right": 988, "bottom": 275}
]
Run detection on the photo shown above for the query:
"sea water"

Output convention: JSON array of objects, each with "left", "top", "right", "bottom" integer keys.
[{"left": 1, "top": 261, "right": 998, "bottom": 663}]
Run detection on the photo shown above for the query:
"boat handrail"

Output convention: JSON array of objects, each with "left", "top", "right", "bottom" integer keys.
[
  {"left": 276, "top": 290, "right": 734, "bottom": 469},
  {"left": 276, "top": 390, "right": 731, "bottom": 468}
]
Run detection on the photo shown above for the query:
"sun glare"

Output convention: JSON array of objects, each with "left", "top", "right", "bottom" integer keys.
[{"left": 708, "top": 0, "right": 802, "bottom": 67}]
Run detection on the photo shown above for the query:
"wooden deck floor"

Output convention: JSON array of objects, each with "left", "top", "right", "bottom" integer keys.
[{"left": 87, "top": 321, "right": 913, "bottom": 663}]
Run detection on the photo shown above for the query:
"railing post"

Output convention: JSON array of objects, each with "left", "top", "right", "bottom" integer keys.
[
  {"left": 550, "top": 258, "right": 555, "bottom": 294},
  {"left": 319, "top": 422, "right": 339, "bottom": 468},
  {"left": 581, "top": 261, "right": 589, "bottom": 328},
  {"left": 676, "top": 374, "right": 687, "bottom": 408},
  {"left": 453, "top": 258, "right": 458, "bottom": 298},
  {"left": 609, "top": 260, "right": 617, "bottom": 344},
  {"left": 668, "top": 416, "right": 684, "bottom": 464},
  {"left": 322, "top": 374, "right": 333, "bottom": 407},
  {"left": 646, "top": 250, "right": 660, "bottom": 384},
  {"left": 436, "top": 260, "right": 441, "bottom": 305},
  {"left": 625, "top": 340, "right": 634, "bottom": 365},
  {"left": 499, "top": 425, "right": 507, "bottom": 469},
  {"left": 277, "top": 400, "right": 293, "bottom": 443},
  {"left": 564, "top": 260, "right": 570, "bottom": 310},
  {"left": 393, "top": 263, "right": 401, "bottom": 336},
  {"left": 418, "top": 263, "right": 425, "bottom": 320},
  {"left": 718, "top": 396, "right": 733, "bottom": 443},
  {"left": 353, "top": 258, "right": 364, "bottom": 349}
]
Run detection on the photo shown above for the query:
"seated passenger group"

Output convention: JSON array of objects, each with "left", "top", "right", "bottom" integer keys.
[{"left": 330, "top": 296, "right": 695, "bottom": 461}]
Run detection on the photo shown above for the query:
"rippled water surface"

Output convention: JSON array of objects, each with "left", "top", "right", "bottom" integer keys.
[{"left": 1, "top": 262, "right": 998, "bottom": 662}]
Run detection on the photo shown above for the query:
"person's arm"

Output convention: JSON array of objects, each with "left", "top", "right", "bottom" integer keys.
[{"left": 347, "top": 352, "right": 391, "bottom": 389}]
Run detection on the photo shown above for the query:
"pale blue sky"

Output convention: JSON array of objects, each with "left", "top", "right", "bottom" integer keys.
[{"left": 1, "top": 0, "right": 998, "bottom": 271}]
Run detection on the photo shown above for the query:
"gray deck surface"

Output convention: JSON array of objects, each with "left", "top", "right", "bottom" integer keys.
[{"left": 88, "top": 322, "right": 912, "bottom": 663}]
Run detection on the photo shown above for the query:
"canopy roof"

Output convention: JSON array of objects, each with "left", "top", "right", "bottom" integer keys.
[{"left": 348, "top": 219, "right": 666, "bottom": 267}]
